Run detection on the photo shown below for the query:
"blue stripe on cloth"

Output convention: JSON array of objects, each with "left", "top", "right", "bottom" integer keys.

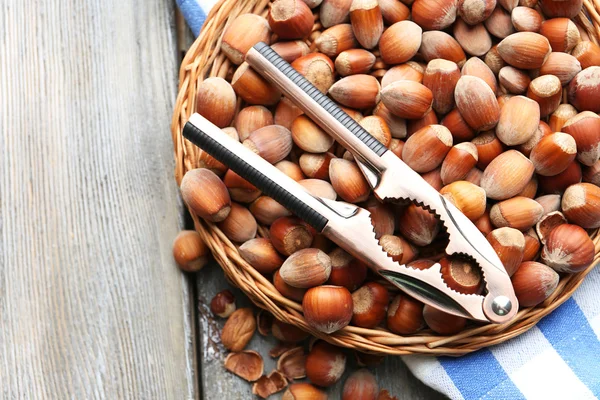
[
  {"left": 176, "top": 0, "right": 207, "bottom": 36},
  {"left": 440, "top": 348, "right": 525, "bottom": 400},
  {"left": 537, "top": 297, "right": 600, "bottom": 394}
]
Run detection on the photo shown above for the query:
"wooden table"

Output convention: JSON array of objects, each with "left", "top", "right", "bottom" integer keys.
[{"left": 1, "top": 1, "right": 445, "bottom": 398}]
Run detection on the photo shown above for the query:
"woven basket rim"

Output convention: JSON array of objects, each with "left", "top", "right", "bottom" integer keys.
[{"left": 171, "top": 0, "right": 600, "bottom": 356}]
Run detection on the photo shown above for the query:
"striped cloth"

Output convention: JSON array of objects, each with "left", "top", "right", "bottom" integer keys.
[{"left": 176, "top": 2, "right": 600, "bottom": 398}]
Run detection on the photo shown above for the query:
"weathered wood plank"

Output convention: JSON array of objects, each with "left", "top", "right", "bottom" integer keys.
[
  {"left": 0, "top": 1, "right": 196, "bottom": 398},
  {"left": 197, "top": 263, "right": 446, "bottom": 399}
]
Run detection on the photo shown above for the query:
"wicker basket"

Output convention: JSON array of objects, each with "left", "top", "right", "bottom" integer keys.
[{"left": 172, "top": 0, "right": 600, "bottom": 356}]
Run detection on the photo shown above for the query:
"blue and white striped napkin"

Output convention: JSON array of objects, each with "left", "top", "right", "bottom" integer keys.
[{"left": 176, "top": 3, "right": 600, "bottom": 398}]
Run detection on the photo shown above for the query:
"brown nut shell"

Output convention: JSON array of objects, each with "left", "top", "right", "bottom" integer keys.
[
  {"left": 180, "top": 168, "right": 231, "bottom": 222},
  {"left": 511, "top": 261, "right": 559, "bottom": 307}
]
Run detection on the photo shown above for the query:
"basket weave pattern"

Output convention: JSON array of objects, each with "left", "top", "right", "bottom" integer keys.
[{"left": 172, "top": 0, "right": 600, "bottom": 355}]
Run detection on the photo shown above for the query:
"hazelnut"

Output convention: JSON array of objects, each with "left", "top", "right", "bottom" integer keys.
[
  {"left": 379, "top": 234, "right": 419, "bottom": 264},
  {"left": 302, "top": 285, "right": 353, "bottom": 333},
  {"left": 453, "top": 19, "right": 492, "bottom": 57},
  {"left": 360, "top": 116, "right": 392, "bottom": 147},
  {"left": 530, "top": 132, "right": 577, "bottom": 177},
  {"left": 217, "top": 203, "right": 257, "bottom": 243},
  {"left": 541, "top": 224, "right": 595, "bottom": 273},
  {"left": 549, "top": 104, "right": 578, "bottom": 133},
  {"left": 572, "top": 41, "right": 600, "bottom": 70},
  {"left": 210, "top": 289, "right": 236, "bottom": 318},
  {"left": 440, "top": 180, "right": 487, "bottom": 221},
  {"left": 283, "top": 383, "right": 327, "bottom": 400},
  {"left": 455, "top": 76, "right": 500, "bottom": 131},
  {"left": 440, "top": 256, "right": 483, "bottom": 294},
  {"left": 441, "top": 143, "right": 478, "bottom": 185},
  {"left": 232, "top": 62, "right": 282, "bottom": 105},
  {"left": 511, "top": 6, "right": 542, "bottom": 32},
  {"left": 275, "top": 97, "right": 304, "bottom": 129},
  {"left": 195, "top": 77, "right": 236, "bottom": 128},
  {"left": 235, "top": 106, "right": 274, "bottom": 142},
  {"left": 421, "top": 167, "right": 444, "bottom": 191},
  {"left": 490, "top": 196, "right": 544, "bottom": 230},
  {"left": 497, "top": 32, "right": 552, "bottom": 70},
  {"left": 537, "top": 160, "right": 583, "bottom": 194},
  {"left": 561, "top": 111, "right": 600, "bottom": 167},
  {"left": 271, "top": 40, "right": 310, "bottom": 63},
  {"left": 320, "top": 0, "right": 353, "bottom": 28},
  {"left": 172, "top": 230, "right": 209, "bottom": 272},
  {"left": 315, "top": 24, "right": 358, "bottom": 57},
  {"left": 380, "top": 80, "right": 433, "bottom": 119},
  {"left": 243, "top": 125, "right": 293, "bottom": 165},
  {"left": 420, "top": 31, "right": 467, "bottom": 67},
  {"left": 299, "top": 179, "right": 338, "bottom": 201},
  {"left": 351, "top": 282, "right": 390, "bottom": 328},
  {"left": 327, "top": 248, "right": 368, "bottom": 291},
  {"left": 511, "top": 261, "right": 559, "bottom": 307},
  {"left": 180, "top": 168, "right": 231, "bottom": 222},
  {"left": 461, "top": 56, "right": 498, "bottom": 94},
  {"left": 496, "top": 96, "right": 540, "bottom": 146},
  {"left": 487, "top": 227, "right": 525, "bottom": 276},
  {"left": 299, "top": 152, "right": 335, "bottom": 181},
  {"left": 398, "top": 203, "right": 441, "bottom": 246},
  {"left": 387, "top": 294, "right": 426, "bottom": 334},
  {"left": 583, "top": 160, "right": 600, "bottom": 186},
  {"left": 350, "top": 0, "right": 384, "bottom": 49},
  {"left": 329, "top": 158, "right": 371, "bottom": 203},
  {"left": 250, "top": 196, "right": 292, "bottom": 226},
  {"left": 280, "top": 248, "right": 332, "bottom": 289},
  {"left": 457, "top": 0, "right": 496, "bottom": 25},
  {"left": 526, "top": 75, "right": 562, "bottom": 118},
  {"left": 523, "top": 228, "right": 541, "bottom": 262},
  {"left": 539, "top": 0, "right": 582, "bottom": 18},
  {"left": 539, "top": 18, "right": 580, "bottom": 53},
  {"left": 379, "top": 0, "right": 410, "bottom": 24},
  {"left": 402, "top": 125, "right": 452, "bottom": 172},
  {"left": 484, "top": 6, "right": 515, "bottom": 40},
  {"left": 535, "top": 194, "right": 562, "bottom": 215},
  {"left": 342, "top": 369, "right": 379, "bottom": 400},
  {"left": 270, "top": 216, "right": 314, "bottom": 256},
  {"left": 567, "top": 67, "right": 600, "bottom": 114},
  {"left": 329, "top": 74, "right": 381, "bottom": 110},
  {"left": 379, "top": 21, "right": 422, "bottom": 65},
  {"left": 335, "top": 49, "right": 377, "bottom": 76},
  {"left": 441, "top": 108, "right": 476, "bottom": 143},
  {"left": 412, "top": 0, "right": 458, "bottom": 30},
  {"left": 562, "top": 183, "right": 600, "bottom": 229},
  {"left": 498, "top": 66, "right": 531, "bottom": 94},
  {"left": 221, "top": 308, "right": 256, "bottom": 352},
  {"left": 292, "top": 53, "right": 336, "bottom": 93},
  {"left": 423, "top": 304, "right": 467, "bottom": 334},
  {"left": 221, "top": 14, "right": 270, "bottom": 65},
  {"left": 423, "top": 59, "right": 461, "bottom": 115},
  {"left": 305, "top": 341, "right": 347, "bottom": 387},
  {"left": 480, "top": 150, "right": 534, "bottom": 200},
  {"left": 485, "top": 45, "right": 506, "bottom": 75},
  {"left": 268, "top": 0, "right": 313, "bottom": 39},
  {"left": 381, "top": 62, "right": 424, "bottom": 87},
  {"left": 406, "top": 109, "right": 439, "bottom": 137},
  {"left": 540, "top": 52, "right": 582, "bottom": 86},
  {"left": 373, "top": 102, "right": 408, "bottom": 139},
  {"left": 274, "top": 269, "right": 308, "bottom": 302},
  {"left": 224, "top": 350, "right": 264, "bottom": 381}
]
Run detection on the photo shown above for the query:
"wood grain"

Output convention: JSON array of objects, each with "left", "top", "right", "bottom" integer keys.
[{"left": 0, "top": 1, "right": 196, "bottom": 398}]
